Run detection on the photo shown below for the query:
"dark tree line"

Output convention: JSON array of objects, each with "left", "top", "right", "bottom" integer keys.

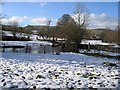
[{"left": 99, "top": 27, "right": 120, "bottom": 44}]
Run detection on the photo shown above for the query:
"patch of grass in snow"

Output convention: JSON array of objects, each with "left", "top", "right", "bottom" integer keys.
[{"left": 83, "top": 53, "right": 120, "bottom": 60}]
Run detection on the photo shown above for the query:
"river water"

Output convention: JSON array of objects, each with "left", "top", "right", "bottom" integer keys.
[{"left": 0, "top": 45, "right": 61, "bottom": 54}]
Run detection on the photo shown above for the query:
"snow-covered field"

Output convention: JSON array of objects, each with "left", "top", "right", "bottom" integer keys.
[{"left": 0, "top": 52, "right": 119, "bottom": 89}]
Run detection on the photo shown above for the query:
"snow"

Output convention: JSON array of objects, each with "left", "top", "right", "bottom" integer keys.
[
  {"left": 0, "top": 52, "right": 119, "bottom": 89},
  {"left": 81, "top": 39, "right": 114, "bottom": 46},
  {"left": 111, "top": 44, "right": 120, "bottom": 48},
  {"left": 29, "top": 35, "right": 39, "bottom": 40},
  {"left": 2, "top": 30, "right": 13, "bottom": 37},
  {"left": 0, "top": 38, "right": 119, "bottom": 88},
  {"left": 1, "top": 52, "right": 119, "bottom": 66},
  {"left": 1, "top": 30, "right": 40, "bottom": 40},
  {"left": 79, "top": 49, "right": 120, "bottom": 56}
]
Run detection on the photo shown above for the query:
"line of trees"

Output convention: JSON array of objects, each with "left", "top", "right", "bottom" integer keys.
[
  {"left": 49, "top": 3, "right": 89, "bottom": 51},
  {"left": 99, "top": 26, "right": 120, "bottom": 44}
]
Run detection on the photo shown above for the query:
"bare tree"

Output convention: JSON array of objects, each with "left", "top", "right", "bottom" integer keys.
[
  {"left": 38, "top": 27, "right": 47, "bottom": 40},
  {"left": 74, "top": 3, "right": 89, "bottom": 28},
  {"left": 46, "top": 20, "right": 51, "bottom": 40},
  {"left": 10, "top": 21, "right": 19, "bottom": 38},
  {"left": 72, "top": 3, "right": 89, "bottom": 44},
  {"left": 74, "top": 3, "right": 89, "bottom": 29}
]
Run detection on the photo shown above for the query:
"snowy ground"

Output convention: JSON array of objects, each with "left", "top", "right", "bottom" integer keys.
[{"left": 0, "top": 52, "right": 119, "bottom": 89}]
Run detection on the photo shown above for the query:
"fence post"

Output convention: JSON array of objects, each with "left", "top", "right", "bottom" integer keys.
[
  {"left": 2, "top": 43, "right": 5, "bottom": 52},
  {"left": 44, "top": 45, "right": 46, "bottom": 54},
  {"left": 25, "top": 44, "right": 28, "bottom": 53},
  {"left": 39, "top": 44, "right": 42, "bottom": 53},
  {"left": 88, "top": 43, "right": 90, "bottom": 51}
]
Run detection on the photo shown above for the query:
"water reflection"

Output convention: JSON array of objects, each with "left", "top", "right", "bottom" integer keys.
[{"left": 0, "top": 45, "right": 61, "bottom": 54}]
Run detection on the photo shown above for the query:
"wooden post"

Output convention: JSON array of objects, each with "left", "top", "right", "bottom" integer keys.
[
  {"left": 94, "top": 44, "right": 96, "bottom": 54},
  {"left": 25, "top": 44, "right": 28, "bottom": 53},
  {"left": 88, "top": 43, "right": 90, "bottom": 51},
  {"left": 52, "top": 44, "right": 54, "bottom": 54},
  {"left": 44, "top": 45, "right": 46, "bottom": 54},
  {"left": 2, "top": 43, "right": 5, "bottom": 52},
  {"left": 39, "top": 44, "right": 42, "bottom": 53}
]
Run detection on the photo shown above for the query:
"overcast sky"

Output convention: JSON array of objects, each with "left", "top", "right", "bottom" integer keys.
[{"left": 1, "top": 2, "right": 118, "bottom": 29}]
